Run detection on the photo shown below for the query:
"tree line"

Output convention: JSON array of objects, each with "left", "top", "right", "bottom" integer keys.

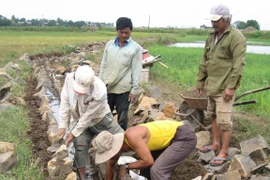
[
  {"left": 200, "top": 20, "right": 260, "bottom": 30},
  {"left": 234, "top": 20, "right": 260, "bottom": 30},
  {"left": 0, "top": 15, "right": 261, "bottom": 30},
  {"left": 0, "top": 15, "right": 114, "bottom": 28}
]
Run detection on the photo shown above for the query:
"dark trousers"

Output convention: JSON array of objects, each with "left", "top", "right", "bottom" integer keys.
[{"left": 107, "top": 92, "right": 130, "bottom": 130}]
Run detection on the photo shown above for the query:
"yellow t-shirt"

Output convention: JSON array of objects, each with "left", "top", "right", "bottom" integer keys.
[{"left": 124, "top": 120, "right": 183, "bottom": 151}]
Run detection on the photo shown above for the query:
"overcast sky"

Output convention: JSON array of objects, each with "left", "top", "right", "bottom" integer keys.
[{"left": 1, "top": 0, "right": 269, "bottom": 30}]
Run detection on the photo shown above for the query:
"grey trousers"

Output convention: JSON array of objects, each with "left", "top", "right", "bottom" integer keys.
[
  {"left": 73, "top": 113, "right": 123, "bottom": 168},
  {"left": 150, "top": 125, "right": 197, "bottom": 180}
]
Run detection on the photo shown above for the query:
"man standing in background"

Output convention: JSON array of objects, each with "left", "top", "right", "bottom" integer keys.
[
  {"left": 196, "top": 4, "right": 246, "bottom": 166},
  {"left": 99, "top": 17, "right": 142, "bottom": 130}
]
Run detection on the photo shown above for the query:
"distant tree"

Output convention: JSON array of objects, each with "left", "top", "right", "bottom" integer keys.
[
  {"left": 31, "top": 19, "right": 42, "bottom": 26},
  {"left": 0, "top": 18, "right": 12, "bottom": 26},
  {"left": 0, "top": 14, "right": 114, "bottom": 27},
  {"left": 74, "top": 21, "right": 86, "bottom": 27},
  {"left": 236, "top": 21, "right": 247, "bottom": 29},
  {"left": 48, "top": 20, "right": 57, "bottom": 26},
  {"left": 57, "top": 18, "right": 65, "bottom": 26},
  {"left": 67, "top": 20, "right": 74, "bottom": 27},
  {"left": 246, "top": 20, "right": 260, "bottom": 30},
  {"left": 19, "top": 18, "right": 26, "bottom": 22},
  {"left": 11, "top": 15, "right": 18, "bottom": 23}
]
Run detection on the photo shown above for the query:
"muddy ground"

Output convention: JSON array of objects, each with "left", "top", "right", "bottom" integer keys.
[{"left": 24, "top": 76, "right": 52, "bottom": 178}]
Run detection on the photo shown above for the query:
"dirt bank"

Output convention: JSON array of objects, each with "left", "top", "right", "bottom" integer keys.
[{"left": 24, "top": 76, "right": 52, "bottom": 178}]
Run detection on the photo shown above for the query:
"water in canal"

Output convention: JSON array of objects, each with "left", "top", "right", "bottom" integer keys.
[{"left": 170, "top": 42, "right": 270, "bottom": 55}]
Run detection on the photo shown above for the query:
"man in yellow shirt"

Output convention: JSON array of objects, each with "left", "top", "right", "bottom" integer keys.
[{"left": 93, "top": 120, "right": 197, "bottom": 180}]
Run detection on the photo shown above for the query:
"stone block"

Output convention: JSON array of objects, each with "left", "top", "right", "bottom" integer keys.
[
  {"left": 240, "top": 135, "right": 269, "bottom": 161},
  {"left": 0, "top": 151, "right": 17, "bottom": 173},
  {"left": 65, "top": 171, "right": 77, "bottom": 180},
  {"left": 47, "top": 124, "right": 59, "bottom": 144},
  {"left": 42, "top": 110, "right": 54, "bottom": 123},
  {"left": 0, "top": 142, "right": 15, "bottom": 153},
  {"left": 134, "top": 96, "right": 157, "bottom": 114},
  {"left": 161, "top": 102, "right": 176, "bottom": 119},
  {"left": 215, "top": 170, "right": 241, "bottom": 180},
  {"left": 149, "top": 110, "right": 165, "bottom": 121},
  {"left": 48, "top": 157, "right": 73, "bottom": 179},
  {"left": 53, "top": 144, "right": 68, "bottom": 160},
  {"left": 228, "top": 154, "right": 256, "bottom": 178},
  {"left": 196, "top": 131, "right": 210, "bottom": 149}
]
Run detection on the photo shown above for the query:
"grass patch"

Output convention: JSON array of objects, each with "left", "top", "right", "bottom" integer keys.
[
  {"left": 232, "top": 114, "right": 270, "bottom": 145},
  {"left": 0, "top": 107, "right": 44, "bottom": 180}
]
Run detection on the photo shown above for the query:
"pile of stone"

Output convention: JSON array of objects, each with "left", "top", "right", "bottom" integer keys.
[{"left": 197, "top": 135, "right": 270, "bottom": 180}]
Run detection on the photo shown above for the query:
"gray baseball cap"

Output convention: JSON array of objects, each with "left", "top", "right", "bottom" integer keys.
[{"left": 207, "top": 4, "right": 230, "bottom": 21}]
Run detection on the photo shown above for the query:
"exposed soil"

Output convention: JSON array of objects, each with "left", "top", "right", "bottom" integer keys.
[
  {"left": 170, "top": 159, "right": 206, "bottom": 180},
  {"left": 24, "top": 76, "right": 52, "bottom": 179}
]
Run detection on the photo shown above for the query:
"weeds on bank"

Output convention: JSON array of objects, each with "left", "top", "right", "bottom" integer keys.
[
  {"left": 0, "top": 107, "right": 44, "bottom": 180},
  {"left": 232, "top": 116, "right": 270, "bottom": 145},
  {"left": 0, "top": 54, "right": 43, "bottom": 179}
]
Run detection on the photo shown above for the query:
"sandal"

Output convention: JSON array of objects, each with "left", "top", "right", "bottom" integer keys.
[
  {"left": 199, "top": 146, "right": 219, "bottom": 154},
  {"left": 210, "top": 157, "right": 231, "bottom": 167}
]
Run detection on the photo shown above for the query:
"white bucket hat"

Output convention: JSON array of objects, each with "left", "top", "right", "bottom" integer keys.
[
  {"left": 207, "top": 4, "right": 231, "bottom": 21},
  {"left": 73, "top": 66, "right": 95, "bottom": 94},
  {"left": 93, "top": 131, "right": 124, "bottom": 164}
]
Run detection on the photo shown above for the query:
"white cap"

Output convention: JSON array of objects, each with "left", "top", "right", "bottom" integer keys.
[
  {"left": 73, "top": 66, "right": 95, "bottom": 94},
  {"left": 207, "top": 4, "right": 230, "bottom": 21}
]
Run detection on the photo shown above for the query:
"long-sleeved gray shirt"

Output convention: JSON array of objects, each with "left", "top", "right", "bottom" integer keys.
[{"left": 99, "top": 37, "right": 142, "bottom": 94}]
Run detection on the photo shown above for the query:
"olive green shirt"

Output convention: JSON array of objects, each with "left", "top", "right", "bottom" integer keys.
[{"left": 196, "top": 25, "right": 246, "bottom": 96}]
